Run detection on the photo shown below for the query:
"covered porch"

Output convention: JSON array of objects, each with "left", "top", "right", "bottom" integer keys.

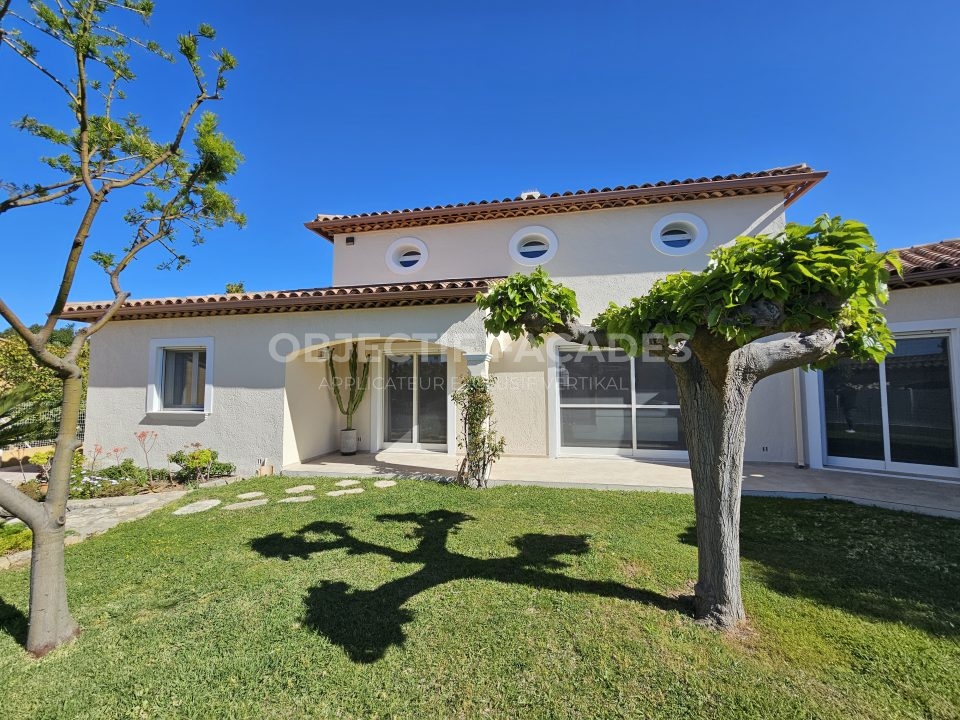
[{"left": 283, "top": 452, "right": 960, "bottom": 519}]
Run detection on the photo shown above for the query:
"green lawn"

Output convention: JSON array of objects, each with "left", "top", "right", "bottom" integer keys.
[{"left": 0, "top": 477, "right": 958, "bottom": 719}]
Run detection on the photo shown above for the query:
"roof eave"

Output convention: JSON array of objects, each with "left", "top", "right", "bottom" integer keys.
[{"left": 305, "top": 169, "right": 828, "bottom": 242}]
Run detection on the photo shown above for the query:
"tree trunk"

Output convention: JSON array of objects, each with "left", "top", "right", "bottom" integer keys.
[
  {"left": 26, "top": 521, "right": 79, "bottom": 656},
  {"left": 26, "top": 373, "right": 83, "bottom": 656},
  {"left": 672, "top": 353, "right": 753, "bottom": 629}
]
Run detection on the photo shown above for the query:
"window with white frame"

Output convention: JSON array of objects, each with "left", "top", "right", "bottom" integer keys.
[
  {"left": 509, "top": 225, "right": 558, "bottom": 266},
  {"left": 558, "top": 348, "right": 685, "bottom": 453},
  {"left": 147, "top": 337, "right": 214, "bottom": 413}
]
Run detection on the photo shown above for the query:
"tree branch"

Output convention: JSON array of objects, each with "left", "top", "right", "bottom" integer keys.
[
  {"left": 38, "top": 195, "right": 104, "bottom": 342},
  {"left": 1, "top": 35, "right": 78, "bottom": 102},
  {"left": 107, "top": 91, "right": 211, "bottom": 190},
  {"left": 740, "top": 327, "right": 843, "bottom": 380},
  {"left": 0, "top": 478, "right": 46, "bottom": 529},
  {"left": 0, "top": 179, "right": 82, "bottom": 214}
]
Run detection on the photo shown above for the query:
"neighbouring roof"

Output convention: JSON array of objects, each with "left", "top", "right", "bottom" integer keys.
[
  {"left": 60, "top": 278, "right": 498, "bottom": 322},
  {"left": 305, "top": 164, "right": 827, "bottom": 240},
  {"left": 889, "top": 239, "right": 960, "bottom": 288}
]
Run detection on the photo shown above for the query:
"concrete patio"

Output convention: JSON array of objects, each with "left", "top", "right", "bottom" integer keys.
[{"left": 284, "top": 452, "right": 960, "bottom": 520}]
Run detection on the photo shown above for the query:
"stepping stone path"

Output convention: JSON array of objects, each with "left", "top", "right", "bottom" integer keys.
[
  {"left": 373, "top": 480, "right": 397, "bottom": 489},
  {"left": 334, "top": 479, "right": 361, "bottom": 487},
  {"left": 278, "top": 495, "right": 315, "bottom": 503},
  {"left": 173, "top": 499, "right": 222, "bottom": 515},
  {"left": 223, "top": 499, "right": 269, "bottom": 511},
  {"left": 236, "top": 491, "right": 265, "bottom": 500},
  {"left": 285, "top": 485, "right": 315, "bottom": 494},
  {"left": 327, "top": 488, "right": 365, "bottom": 497}
]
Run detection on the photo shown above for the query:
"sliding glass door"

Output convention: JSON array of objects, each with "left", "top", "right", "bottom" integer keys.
[
  {"left": 384, "top": 354, "right": 448, "bottom": 450},
  {"left": 822, "top": 334, "right": 959, "bottom": 475}
]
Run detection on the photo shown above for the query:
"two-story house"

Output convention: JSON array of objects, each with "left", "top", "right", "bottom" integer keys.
[{"left": 62, "top": 164, "right": 960, "bottom": 482}]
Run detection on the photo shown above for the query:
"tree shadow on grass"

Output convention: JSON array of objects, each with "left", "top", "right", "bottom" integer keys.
[
  {"left": 0, "top": 596, "right": 28, "bottom": 647},
  {"left": 679, "top": 497, "right": 960, "bottom": 636},
  {"left": 252, "top": 510, "right": 688, "bottom": 663}
]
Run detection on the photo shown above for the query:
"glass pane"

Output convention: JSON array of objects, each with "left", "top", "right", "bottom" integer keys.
[
  {"left": 385, "top": 356, "right": 414, "bottom": 442},
  {"left": 636, "top": 408, "right": 686, "bottom": 450},
  {"left": 418, "top": 355, "right": 447, "bottom": 444},
  {"left": 162, "top": 350, "right": 204, "bottom": 409},
  {"left": 560, "top": 408, "right": 631, "bottom": 448},
  {"left": 822, "top": 358, "right": 884, "bottom": 460},
  {"left": 886, "top": 337, "right": 957, "bottom": 467},
  {"left": 634, "top": 358, "right": 679, "bottom": 406},
  {"left": 559, "top": 350, "right": 631, "bottom": 405}
]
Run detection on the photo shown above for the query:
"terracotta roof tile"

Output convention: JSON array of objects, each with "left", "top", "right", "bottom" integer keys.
[
  {"left": 61, "top": 278, "right": 498, "bottom": 322},
  {"left": 889, "top": 239, "right": 960, "bottom": 288},
  {"left": 306, "top": 164, "right": 827, "bottom": 240}
]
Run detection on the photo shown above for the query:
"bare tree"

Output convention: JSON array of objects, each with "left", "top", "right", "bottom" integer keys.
[{"left": 0, "top": 0, "right": 243, "bottom": 656}]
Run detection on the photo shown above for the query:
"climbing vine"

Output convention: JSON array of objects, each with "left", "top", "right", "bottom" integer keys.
[{"left": 451, "top": 375, "right": 506, "bottom": 488}]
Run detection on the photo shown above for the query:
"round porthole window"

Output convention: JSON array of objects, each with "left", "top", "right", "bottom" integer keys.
[
  {"left": 650, "top": 213, "right": 708, "bottom": 256},
  {"left": 509, "top": 225, "right": 558, "bottom": 266},
  {"left": 386, "top": 237, "right": 428, "bottom": 274}
]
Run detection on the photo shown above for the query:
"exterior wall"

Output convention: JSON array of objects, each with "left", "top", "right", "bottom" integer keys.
[
  {"left": 85, "top": 304, "right": 486, "bottom": 475},
  {"left": 489, "top": 339, "right": 548, "bottom": 456},
  {"left": 282, "top": 350, "right": 338, "bottom": 466},
  {"left": 332, "top": 195, "right": 785, "bottom": 288},
  {"left": 745, "top": 371, "right": 800, "bottom": 463},
  {"left": 883, "top": 284, "right": 960, "bottom": 324}
]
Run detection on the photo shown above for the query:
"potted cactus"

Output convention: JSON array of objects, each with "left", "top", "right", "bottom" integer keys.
[{"left": 327, "top": 342, "right": 370, "bottom": 455}]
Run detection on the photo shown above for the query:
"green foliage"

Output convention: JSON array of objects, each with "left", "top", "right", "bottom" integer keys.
[
  {"left": 168, "top": 446, "right": 234, "bottom": 483},
  {"left": 0, "top": 523, "right": 32, "bottom": 555},
  {"left": 451, "top": 375, "right": 506, "bottom": 488},
  {"left": 0, "top": 383, "right": 53, "bottom": 450},
  {"left": 0, "top": 326, "right": 89, "bottom": 410},
  {"left": 16, "top": 480, "right": 46, "bottom": 502},
  {"left": 476, "top": 267, "right": 580, "bottom": 346},
  {"left": 594, "top": 216, "right": 898, "bottom": 365},
  {"left": 327, "top": 343, "right": 370, "bottom": 430},
  {"left": 224, "top": 281, "right": 245, "bottom": 294}
]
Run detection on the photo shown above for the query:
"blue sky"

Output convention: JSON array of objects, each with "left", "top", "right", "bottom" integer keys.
[{"left": 1, "top": 0, "right": 958, "bottom": 325}]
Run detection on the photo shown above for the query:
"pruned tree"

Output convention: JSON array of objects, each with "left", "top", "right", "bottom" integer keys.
[
  {"left": 0, "top": 1, "right": 243, "bottom": 656},
  {"left": 478, "top": 216, "right": 899, "bottom": 629}
]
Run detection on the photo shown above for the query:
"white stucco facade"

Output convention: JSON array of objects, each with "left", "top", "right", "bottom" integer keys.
[
  {"left": 79, "top": 189, "right": 805, "bottom": 475},
  {"left": 77, "top": 171, "right": 958, "bottom": 481}
]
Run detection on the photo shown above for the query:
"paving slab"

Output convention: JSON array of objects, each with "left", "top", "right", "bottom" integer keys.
[
  {"left": 236, "top": 491, "right": 265, "bottom": 500},
  {"left": 326, "top": 488, "right": 365, "bottom": 497},
  {"left": 223, "top": 498, "right": 269, "bottom": 511},
  {"left": 172, "top": 498, "right": 221, "bottom": 516},
  {"left": 278, "top": 495, "right": 315, "bottom": 503},
  {"left": 285, "top": 484, "right": 315, "bottom": 494}
]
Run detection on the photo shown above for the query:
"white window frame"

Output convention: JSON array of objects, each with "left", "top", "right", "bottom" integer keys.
[
  {"left": 552, "top": 344, "right": 687, "bottom": 460},
  {"left": 377, "top": 349, "right": 452, "bottom": 453},
  {"left": 509, "top": 225, "right": 558, "bottom": 266},
  {"left": 385, "top": 236, "right": 428, "bottom": 275},
  {"left": 805, "top": 319, "right": 960, "bottom": 479},
  {"left": 147, "top": 337, "right": 214, "bottom": 415},
  {"left": 650, "top": 212, "right": 708, "bottom": 256}
]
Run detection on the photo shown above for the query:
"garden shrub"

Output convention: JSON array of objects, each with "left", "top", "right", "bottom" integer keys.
[
  {"left": 0, "top": 523, "right": 33, "bottom": 555},
  {"left": 17, "top": 480, "right": 45, "bottom": 502},
  {"left": 168, "top": 446, "right": 235, "bottom": 483}
]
